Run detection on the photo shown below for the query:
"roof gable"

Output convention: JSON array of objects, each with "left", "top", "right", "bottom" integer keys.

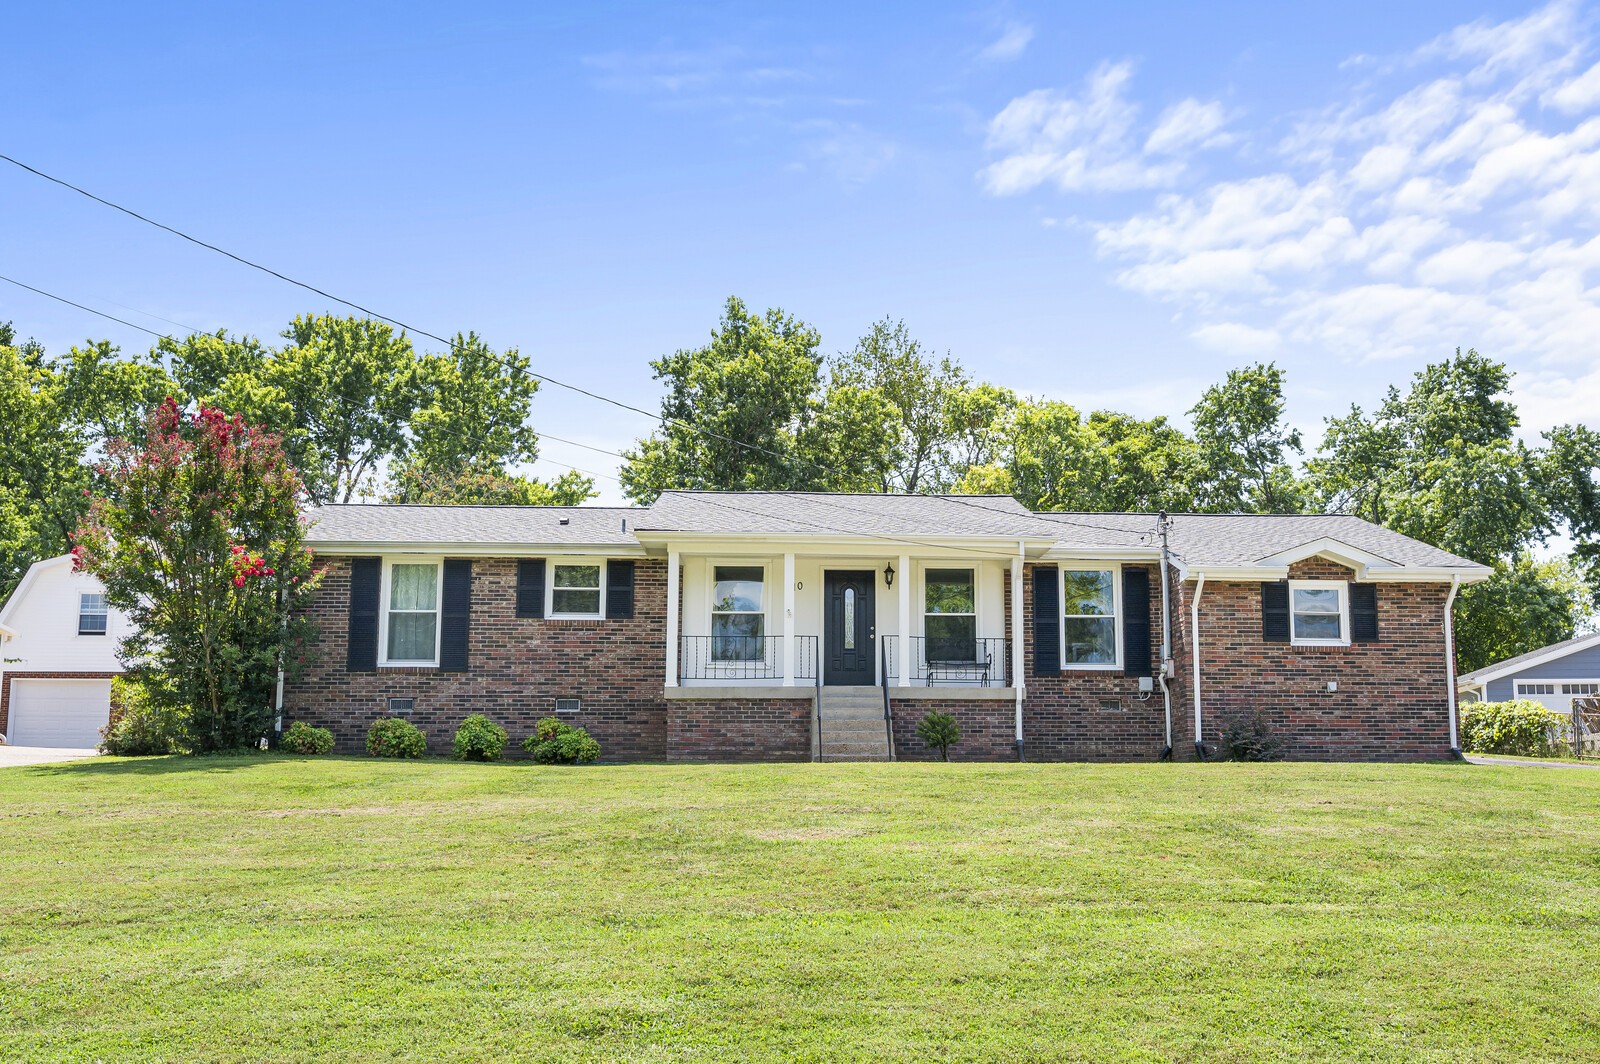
[{"left": 1457, "top": 631, "right": 1600, "bottom": 685}]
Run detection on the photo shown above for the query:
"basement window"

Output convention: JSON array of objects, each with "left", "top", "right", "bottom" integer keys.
[
  {"left": 387, "top": 698, "right": 414, "bottom": 715},
  {"left": 554, "top": 698, "right": 582, "bottom": 715}
]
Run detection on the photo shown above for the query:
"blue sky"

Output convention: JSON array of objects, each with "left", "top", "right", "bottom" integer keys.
[{"left": 4, "top": 1, "right": 1597, "bottom": 501}]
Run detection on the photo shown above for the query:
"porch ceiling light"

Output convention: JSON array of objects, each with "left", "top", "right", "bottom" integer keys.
[{"left": 883, "top": 562, "right": 895, "bottom": 588}]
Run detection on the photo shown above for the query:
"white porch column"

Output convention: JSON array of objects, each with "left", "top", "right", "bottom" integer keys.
[
  {"left": 896, "top": 552, "right": 912, "bottom": 686},
  {"left": 1011, "top": 545, "right": 1025, "bottom": 744},
  {"left": 665, "top": 548, "right": 680, "bottom": 687},
  {"left": 782, "top": 552, "right": 796, "bottom": 686}
]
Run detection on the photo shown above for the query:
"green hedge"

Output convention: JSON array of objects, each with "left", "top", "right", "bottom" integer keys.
[{"left": 1460, "top": 699, "right": 1570, "bottom": 757}]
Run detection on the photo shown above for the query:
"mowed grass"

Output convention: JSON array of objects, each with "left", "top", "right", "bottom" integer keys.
[{"left": 2, "top": 758, "right": 1598, "bottom": 1062}]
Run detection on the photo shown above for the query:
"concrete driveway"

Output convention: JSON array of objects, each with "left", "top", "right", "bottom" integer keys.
[{"left": 0, "top": 745, "right": 100, "bottom": 767}]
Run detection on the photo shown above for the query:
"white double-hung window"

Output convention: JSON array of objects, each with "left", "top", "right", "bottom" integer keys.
[
  {"left": 383, "top": 561, "right": 441, "bottom": 665},
  {"left": 1061, "top": 568, "right": 1120, "bottom": 668},
  {"left": 550, "top": 563, "right": 603, "bottom": 618},
  {"left": 1289, "top": 580, "right": 1349, "bottom": 646},
  {"left": 78, "top": 592, "right": 108, "bottom": 636},
  {"left": 711, "top": 565, "right": 765, "bottom": 662}
]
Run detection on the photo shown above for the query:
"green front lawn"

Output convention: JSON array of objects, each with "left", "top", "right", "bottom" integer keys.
[{"left": 2, "top": 757, "right": 1598, "bottom": 1062}]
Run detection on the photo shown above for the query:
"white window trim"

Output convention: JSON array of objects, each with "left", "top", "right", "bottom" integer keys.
[
  {"left": 77, "top": 591, "right": 109, "bottom": 637},
  {"left": 1516, "top": 679, "right": 1600, "bottom": 698},
  {"left": 547, "top": 558, "right": 607, "bottom": 620},
  {"left": 1289, "top": 579, "right": 1351, "bottom": 647},
  {"left": 920, "top": 565, "right": 979, "bottom": 660},
  {"left": 707, "top": 561, "right": 769, "bottom": 670},
  {"left": 378, "top": 556, "right": 444, "bottom": 668},
  {"left": 1060, "top": 564, "right": 1123, "bottom": 671}
]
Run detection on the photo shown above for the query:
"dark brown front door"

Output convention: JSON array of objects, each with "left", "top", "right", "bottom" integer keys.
[{"left": 824, "top": 570, "right": 876, "bottom": 686}]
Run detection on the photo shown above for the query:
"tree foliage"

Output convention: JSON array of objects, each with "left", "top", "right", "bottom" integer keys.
[{"left": 72, "top": 401, "right": 323, "bottom": 753}]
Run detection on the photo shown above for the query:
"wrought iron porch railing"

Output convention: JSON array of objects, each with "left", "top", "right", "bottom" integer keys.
[
  {"left": 678, "top": 635, "right": 818, "bottom": 682},
  {"left": 882, "top": 636, "right": 1009, "bottom": 687}
]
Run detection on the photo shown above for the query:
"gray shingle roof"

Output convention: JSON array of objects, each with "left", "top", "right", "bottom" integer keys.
[
  {"left": 633, "top": 491, "right": 1058, "bottom": 538},
  {"left": 305, "top": 504, "right": 644, "bottom": 547},
  {"left": 301, "top": 494, "right": 1490, "bottom": 576},
  {"left": 1457, "top": 631, "right": 1600, "bottom": 685}
]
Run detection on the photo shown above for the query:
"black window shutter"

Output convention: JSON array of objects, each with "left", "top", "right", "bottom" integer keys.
[
  {"left": 440, "top": 559, "right": 472, "bottom": 672},
  {"left": 1351, "top": 583, "right": 1379, "bottom": 643},
  {"left": 1261, "top": 581, "right": 1290, "bottom": 643},
  {"left": 1032, "top": 565, "right": 1060, "bottom": 676},
  {"left": 517, "top": 559, "right": 545, "bottom": 618},
  {"left": 347, "top": 557, "right": 381, "bottom": 672},
  {"left": 1122, "top": 567, "right": 1153, "bottom": 677},
  {"left": 606, "top": 559, "right": 635, "bottom": 619}
]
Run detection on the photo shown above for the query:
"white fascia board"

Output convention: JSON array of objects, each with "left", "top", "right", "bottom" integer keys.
[
  {"left": 630, "top": 531, "right": 1055, "bottom": 558},
  {"left": 1458, "top": 631, "right": 1600, "bottom": 685},
  {"left": 0, "top": 554, "right": 76, "bottom": 630},
  {"left": 306, "top": 541, "right": 650, "bottom": 558},
  {"left": 1040, "top": 546, "right": 1162, "bottom": 563},
  {"left": 1257, "top": 537, "right": 1399, "bottom": 570},
  {"left": 1180, "top": 563, "right": 1491, "bottom": 584}
]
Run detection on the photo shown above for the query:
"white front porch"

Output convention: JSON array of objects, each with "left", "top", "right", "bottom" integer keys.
[{"left": 662, "top": 546, "right": 1023, "bottom": 690}]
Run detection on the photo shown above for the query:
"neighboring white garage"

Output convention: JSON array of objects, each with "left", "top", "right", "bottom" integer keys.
[
  {"left": 7, "top": 679, "right": 112, "bottom": 748},
  {"left": 0, "top": 555, "right": 126, "bottom": 748}
]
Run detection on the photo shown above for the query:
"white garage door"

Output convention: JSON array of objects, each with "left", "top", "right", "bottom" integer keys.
[{"left": 7, "top": 679, "right": 112, "bottom": 748}]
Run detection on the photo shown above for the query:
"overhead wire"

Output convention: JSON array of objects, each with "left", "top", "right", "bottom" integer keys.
[{"left": 0, "top": 151, "right": 1157, "bottom": 543}]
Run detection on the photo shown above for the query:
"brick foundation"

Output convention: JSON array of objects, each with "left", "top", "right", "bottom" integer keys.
[
  {"left": 890, "top": 697, "right": 1017, "bottom": 761},
  {"left": 666, "top": 696, "right": 813, "bottom": 761}
]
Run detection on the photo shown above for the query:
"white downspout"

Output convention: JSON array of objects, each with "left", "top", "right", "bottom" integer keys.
[
  {"left": 665, "top": 549, "right": 680, "bottom": 687},
  {"left": 1012, "top": 540, "right": 1025, "bottom": 760},
  {"left": 1157, "top": 525, "right": 1174, "bottom": 755},
  {"left": 1191, "top": 574, "right": 1206, "bottom": 755},
  {"left": 1444, "top": 574, "right": 1461, "bottom": 754}
]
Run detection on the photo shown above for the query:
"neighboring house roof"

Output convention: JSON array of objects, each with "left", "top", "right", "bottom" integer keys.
[
  {"left": 1457, "top": 631, "right": 1600, "bottom": 687},
  {"left": 0, "top": 554, "right": 77, "bottom": 632},
  {"left": 305, "top": 504, "right": 645, "bottom": 551},
  {"left": 632, "top": 491, "right": 1056, "bottom": 539}
]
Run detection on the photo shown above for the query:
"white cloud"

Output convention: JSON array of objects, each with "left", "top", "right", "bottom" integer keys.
[
  {"left": 981, "top": 63, "right": 1225, "bottom": 195},
  {"left": 979, "top": 22, "right": 1034, "bottom": 63},
  {"left": 1145, "top": 99, "right": 1230, "bottom": 155},
  {"left": 984, "top": 2, "right": 1600, "bottom": 430}
]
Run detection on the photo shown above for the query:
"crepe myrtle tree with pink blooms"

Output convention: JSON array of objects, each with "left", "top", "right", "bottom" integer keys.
[{"left": 73, "top": 399, "right": 323, "bottom": 752}]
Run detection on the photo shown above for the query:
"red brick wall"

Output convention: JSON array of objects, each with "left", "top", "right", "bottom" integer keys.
[
  {"left": 0, "top": 671, "right": 122, "bottom": 737},
  {"left": 891, "top": 698, "right": 1017, "bottom": 761},
  {"left": 666, "top": 697, "right": 812, "bottom": 761},
  {"left": 1020, "top": 563, "right": 1170, "bottom": 761},
  {"left": 1170, "top": 558, "right": 1455, "bottom": 761},
  {"left": 283, "top": 557, "right": 668, "bottom": 758}
]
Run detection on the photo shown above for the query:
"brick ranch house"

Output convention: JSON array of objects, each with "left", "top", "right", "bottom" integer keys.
[{"left": 282, "top": 491, "right": 1491, "bottom": 762}]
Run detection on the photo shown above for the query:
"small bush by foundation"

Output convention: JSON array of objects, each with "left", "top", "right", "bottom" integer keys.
[
  {"left": 522, "top": 717, "right": 601, "bottom": 764},
  {"left": 1222, "top": 711, "right": 1285, "bottom": 761},
  {"left": 915, "top": 710, "right": 962, "bottom": 761},
  {"left": 367, "top": 718, "right": 427, "bottom": 759},
  {"left": 280, "top": 721, "right": 335, "bottom": 755},
  {"left": 452, "top": 715, "right": 509, "bottom": 761}
]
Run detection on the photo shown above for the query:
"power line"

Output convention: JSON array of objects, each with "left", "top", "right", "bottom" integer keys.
[
  {"left": 0, "top": 151, "right": 1156, "bottom": 542},
  {"left": 2, "top": 274, "right": 1066, "bottom": 558}
]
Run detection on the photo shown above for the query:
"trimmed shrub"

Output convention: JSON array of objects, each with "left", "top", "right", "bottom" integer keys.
[
  {"left": 1222, "top": 710, "right": 1285, "bottom": 761},
  {"left": 521, "top": 716, "right": 601, "bottom": 764},
  {"left": 452, "top": 714, "right": 509, "bottom": 761},
  {"left": 280, "top": 720, "right": 335, "bottom": 755},
  {"left": 1461, "top": 699, "right": 1569, "bottom": 757},
  {"left": 915, "top": 710, "right": 961, "bottom": 761},
  {"left": 99, "top": 677, "right": 185, "bottom": 756},
  {"left": 366, "top": 717, "right": 427, "bottom": 759}
]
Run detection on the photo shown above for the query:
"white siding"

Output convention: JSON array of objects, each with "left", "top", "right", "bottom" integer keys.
[{"left": 1, "top": 559, "right": 125, "bottom": 673}]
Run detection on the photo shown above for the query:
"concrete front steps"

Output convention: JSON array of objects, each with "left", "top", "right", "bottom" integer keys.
[{"left": 818, "top": 686, "right": 892, "bottom": 761}]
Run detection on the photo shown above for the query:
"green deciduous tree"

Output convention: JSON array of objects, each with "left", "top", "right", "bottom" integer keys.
[
  {"left": 72, "top": 400, "right": 322, "bottom": 752},
  {"left": 1189, "top": 362, "right": 1305, "bottom": 513},
  {"left": 621, "top": 297, "right": 824, "bottom": 501}
]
